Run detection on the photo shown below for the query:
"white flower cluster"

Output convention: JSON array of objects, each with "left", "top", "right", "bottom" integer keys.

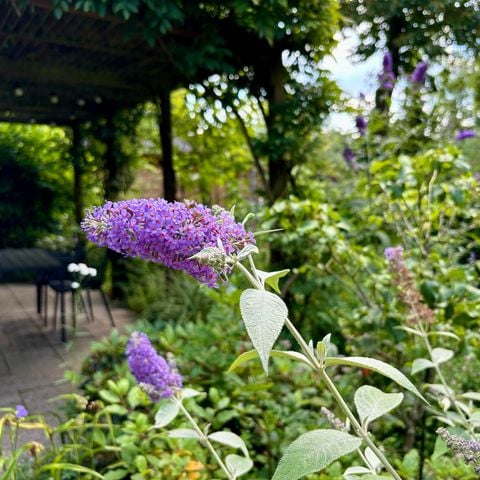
[{"left": 67, "top": 263, "right": 97, "bottom": 290}]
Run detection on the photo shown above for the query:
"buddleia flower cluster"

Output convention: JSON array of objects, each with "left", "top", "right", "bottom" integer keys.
[
  {"left": 81, "top": 198, "right": 255, "bottom": 287},
  {"left": 437, "top": 428, "right": 480, "bottom": 474},
  {"left": 384, "top": 246, "right": 434, "bottom": 325},
  {"left": 126, "top": 332, "right": 182, "bottom": 401}
]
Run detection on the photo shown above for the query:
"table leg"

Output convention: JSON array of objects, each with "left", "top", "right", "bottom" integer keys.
[{"left": 36, "top": 283, "right": 42, "bottom": 314}]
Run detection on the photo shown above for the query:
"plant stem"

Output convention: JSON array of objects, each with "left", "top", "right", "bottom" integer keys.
[
  {"left": 176, "top": 400, "right": 233, "bottom": 480},
  {"left": 236, "top": 258, "right": 403, "bottom": 480}
]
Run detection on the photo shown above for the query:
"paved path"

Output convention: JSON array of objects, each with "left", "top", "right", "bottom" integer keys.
[{"left": 0, "top": 284, "right": 134, "bottom": 449}]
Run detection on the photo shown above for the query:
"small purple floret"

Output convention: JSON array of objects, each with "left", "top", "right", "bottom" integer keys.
[
  {"left": 455, "top": 130, "right": 476, "bottom": 141},
  {"left": 411, "top": 61, "right": 428, "bottom": 85},
  {"left": 383, "top": 52, "right": 393, "bottom": 72},
  {"left": 355, "top": 115, "right": 368, "bottom": 136},
  {"left": 343, "top": 147, "right": 358, "bottom": 171},
  {"left": 384, "top": 246, "right": 404, "bottom": 262},
  {"left": 81, "top": 199, "right": 255, "bottom": 287},
  {"left": 379, "top": 51, "right": 396, "bottom": 91},
  {"left": 16, "top": 405, "right": 28, "bottom": 418},
  {"left": 126, "top": 332, "right": 182, "bottom": 401}
]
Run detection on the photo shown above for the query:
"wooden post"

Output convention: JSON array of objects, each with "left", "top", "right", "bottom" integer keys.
[{"left": 157, "top": 91, "right": 176, "bottom": 201}]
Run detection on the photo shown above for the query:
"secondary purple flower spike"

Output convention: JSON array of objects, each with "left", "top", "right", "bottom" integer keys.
[
  {"left": 455, "top": 129, "right": 476, "bottom": 141},
  {"left": 126, "top": 332, "right": 182, "bottom": 401},
  {"left": 379, "top": 51, "right": 396, "bottom": 90},
  {"left": 411, "top": 61, "right": 428, "bottom": 85},
  {"left": 384, "top": 246, "right": 404, "bottom": 263},
  {"left": 16, "top": 405, "right": 28, "bottom": 418},
  {"left": 81, "top": 199, "right": 255, "bottom": 287},
  {"left": 343, "top": 147, "right": 358, "bottom": 171},
  {"left": 355, "top": 115, "right": 368, "bottom": 136}
]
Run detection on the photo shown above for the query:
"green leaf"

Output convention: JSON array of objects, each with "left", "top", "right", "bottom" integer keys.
[
  {"left": 411, "top": 358, "right": 434, "bottom": 375},
  {"left": 39, "top": 463, "right": 104, "bottom": 479},
  {"left": 427, "top": 331, "right": 460, "bottom": 341},
  {"left": 153, "top": 400, "right": 179, "bottom": 428},
  {"left": 228, "top": 349, "right": 312, "bottom": 372},
  {"left": 127, "top": 386, "right": 147, "bottom": 409},
  {"left": 354, "top": 386, "right": 403, "bottom": 429},
  {"left": 99, "top": 389, "right": 120, "bottom": 404},
  {"left": 168, "top": 428, "right": 200, "bottom": 439},
  {"left": 181, "top": 388, "right": 204, "bottom": 400},
  {"left": 256, "top": 269, "right": 290, "bottom": 293},
  {"left": 225, "top": 454, "right": 253, "bottom": 478},
  {"left": 431, "top": 348, "right": 454, "bottom": 365},
  {"left": 239, "top": 289, "right": 288, "bottom": 374},
  {"left": 395, "top": 325, "right": 423, "bottom": 337},
  {"left": 104, "top": 470, "right": 128, "bottom": 480},
  {"left": 272, "top": 429, "right": 361, "bottom": 480},
  {"left": 208, "top": 431, "right": 249, "bottom": 457},
  {"left": 237, "top": 244, "right": 259, "bottom": 260},
  {"left": 460, "top": 392, "right": 480, "bottom": 402},
  {"left": 324, "top": 356, "right": 425, "bottom": 401}
]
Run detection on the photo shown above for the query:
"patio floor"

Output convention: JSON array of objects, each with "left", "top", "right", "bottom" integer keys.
[{"left": 0, "top": 283, "right": 135, "bottom": 449}]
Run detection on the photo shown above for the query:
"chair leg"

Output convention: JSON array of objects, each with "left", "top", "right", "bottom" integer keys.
[
  {"left": 53, "top": 292, "right": 59, "bottom": 331},
  {"left": 43, "top": 285, "right": 48, "bottom": 327},
  {"left": 60, "top": 291, "right": 66, "bottom": 343},
  {"left": 71, "top": 291, "right": 77, "bottom": 332},
  {"left": 36, "top": 283, "right": 42, "bottom": 314},
  {"left": 100, "top": 288, "right": 115, "bottom": 327},
  {"left": 86, "top": 289, "right": 94, "bottom": 322}
]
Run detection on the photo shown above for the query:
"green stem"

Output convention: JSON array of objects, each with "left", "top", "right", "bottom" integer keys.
[
  {"left": 176, "top": 400, "right": 233, "bottom": 480},
  {"left": 236, "top": 258, "right": 403, "bottom": 480}
]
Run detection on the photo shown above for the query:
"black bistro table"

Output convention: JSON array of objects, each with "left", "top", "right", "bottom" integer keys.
[{"left": 0, "top": 248, "right": 67, "bottom": 339}]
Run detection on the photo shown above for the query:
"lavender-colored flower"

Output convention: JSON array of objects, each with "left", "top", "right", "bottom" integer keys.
[
  {"left": 126, "top": 332, "right": 182, "bottom": 401},
  {"left": 437, "top": 428, "right": 480, "bottom": 474},
  {"left": 384, "top": 246, "right": 404, "bottom": 262},
  {"left": 16, "top": 405, "right": 28, "bottom": 418},
  {"left": 355, "top": 115, "right": 368, "bottom": 136},
  {"left": 379, "top": 51, "right": 396, "bottom": 91},
  {"left": 383, "top": 51, "right": 393, "bottom": 72},
  {"left": 455, "top": 129, "right": 476, "bottom": 141},
  {"left": 411, "top": 61, "right": 428, "bottom": 85},
  {"left": 81, "top": 199, "right": 255, "bottom": 287},
  {"left": 343, "top": 147, "right": 358, "bottom": 171}
]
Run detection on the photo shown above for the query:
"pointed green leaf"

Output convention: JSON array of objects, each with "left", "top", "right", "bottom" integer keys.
[
  {"left": 272, "top": 429, "right": 361, "bottom": 480},
  {"left": 181, "top": 388, "right": 204, "bottom": 400},
  {"left": 427, "top": 331, "right": 460, "bottom": 341},
  {"left": 228, "top": 349, "right": 312, "bottom": 372},
  {"left": 256, "top": 269, "right": 290, "bottom": 293},
  {"left": 431, "top": 348, "right": 454, "bottom": 365},
  {"left": 226, "top": 454, "right": 253, "bottom": 477},
  {"left": 354, "top": 386, "right": 403, "bottom": 429},
  {"left": 153, "top": 400, "right": 179, "bottom": 428},
  {"left": 208, "top": 431, "right": 249, "bottom": 457},
  {"left": 411, "top": 358, "right": 434, "bottom": 375},
  {"left": 168, "top": 428, "right": 200, "bottom": 439},
  {"left": 239, "top": 289, "right": 288, "bottom": 374},
  {"left": 324, "top": 356, "right": 425, "bottom": 401},
  {"left": 395, "top": 326, "right": 424, "bottom": 337}
]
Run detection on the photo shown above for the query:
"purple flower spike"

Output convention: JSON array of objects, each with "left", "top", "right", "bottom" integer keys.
[
  {"left": 355, "top": 115, "right": 368, "bottom": 136},
  {"left": 384, "top": 246, "right": 404, "bottom": 263},
  {"left": 379, "top": 51, "right": 396, "bottom": 91},
  {"left": 126, "top": 332, "right": 182, "bottom": 401},
  {"left": 411, "top": 61, "right": 428, "bottom": 85},
  {"left": 383, "top": 52, "right": 393, "bottom": 73},
  {"left": 81, "top": 199, "right": 255, "bottom": 287},
  {"left": 16, "top": 405, "right": 28, "bottom": 419},
  {"left": 343, "top": 147, "right": 358, "bottom": 171},
  {"left": 455, "top": 130, "right": 476, "bottom": 141}
]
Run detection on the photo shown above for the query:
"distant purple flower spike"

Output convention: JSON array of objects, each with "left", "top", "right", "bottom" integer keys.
[
  {"left": 383, "top": 52, "right": 393, "bottom": 73},
  {"left": 126, "top": 332, "right": 182, "bottom": 401},
  {"left": 384, "top": 246, "right": 404, "bottom": 263},
  {"left": 81, "top": 199, "right": 255, "bottom": 287},
  {"left": 355, "top": 115, "right": 368, "bottom": 136},
  {"left": 455, "top": 130, "right": 476, "bottom": 141},
  {"left": 379, "top": 51, "right": 396, "bottom": 90},
  {"left": 411, "top": 61, "right": 428, "bottom": 85},
  {"left": 343, "top": 147, "right": 358, "bottom": 171},
  {"left": 16, "top": 405, "right": 28, "bottom": 418}
]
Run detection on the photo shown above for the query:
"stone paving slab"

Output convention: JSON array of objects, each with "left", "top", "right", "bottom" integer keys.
[{"left": 0, "top": 283, "right": 135, "bottom": 452}]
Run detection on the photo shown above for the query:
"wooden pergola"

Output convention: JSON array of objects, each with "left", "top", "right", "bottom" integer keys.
[{"left": 0, "top": 0, "right": 259, "bottom": 208}]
